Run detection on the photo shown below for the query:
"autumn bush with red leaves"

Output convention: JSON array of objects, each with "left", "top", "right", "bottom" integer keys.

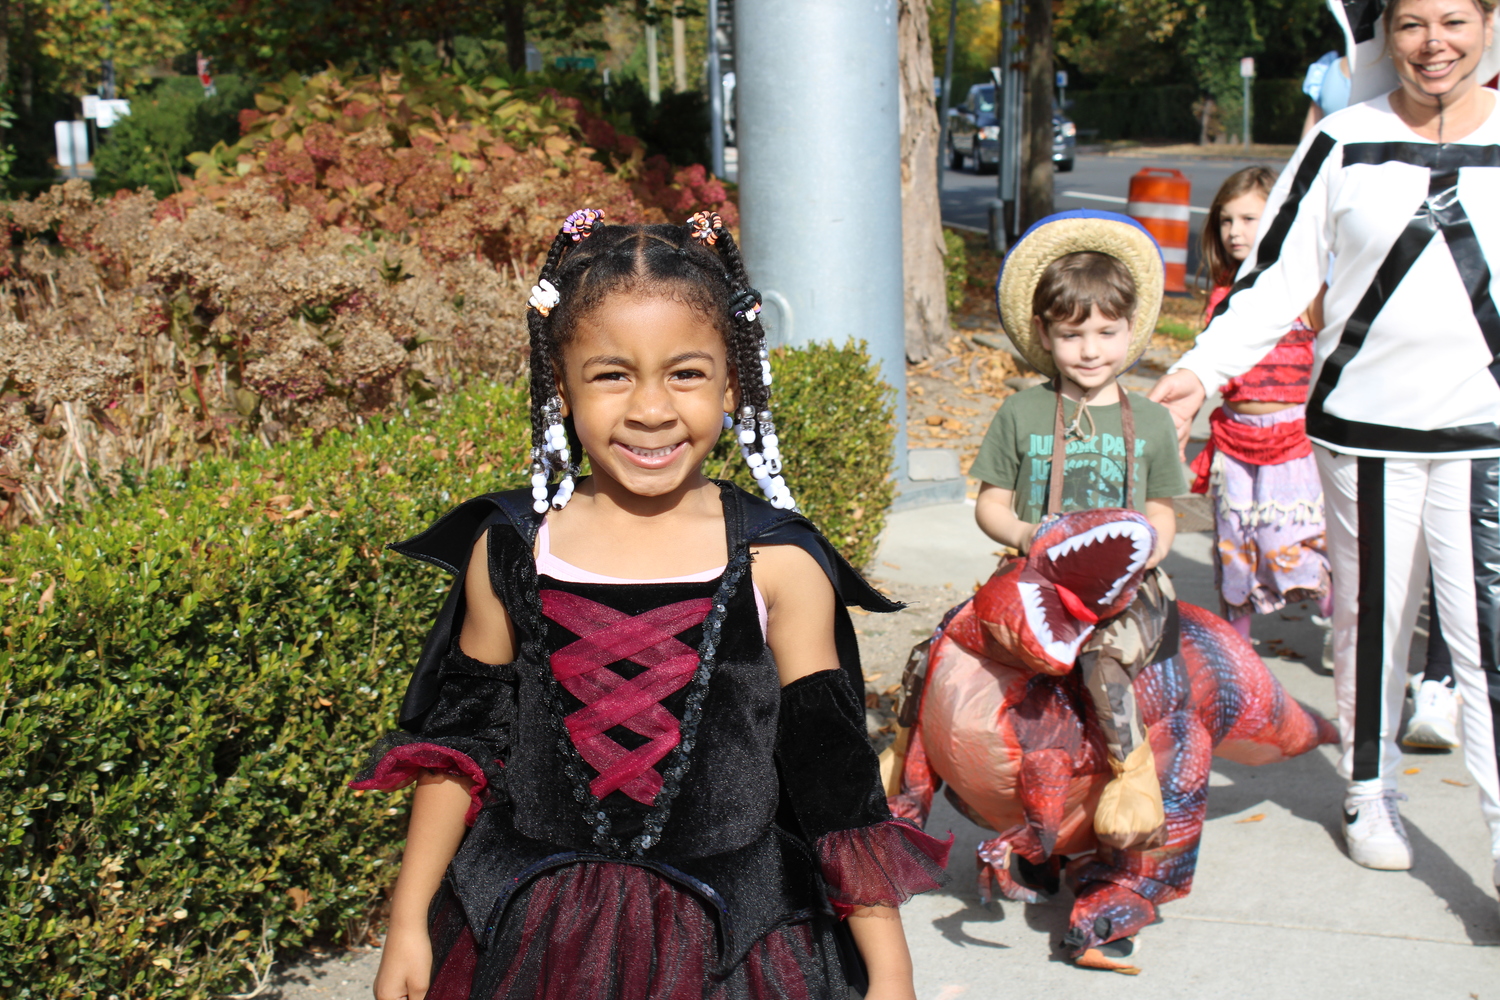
[{"left": 0, "top": 65, "right": 738, "bottom": 526}]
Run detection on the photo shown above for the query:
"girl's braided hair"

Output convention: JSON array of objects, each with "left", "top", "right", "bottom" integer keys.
[{"left": 523, "top": 209, "right": 792, "bottom": 513}]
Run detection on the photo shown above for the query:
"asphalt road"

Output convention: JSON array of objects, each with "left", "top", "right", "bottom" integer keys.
[{"left": 940, "top": 152, "right": 1291, "bottom": 276}]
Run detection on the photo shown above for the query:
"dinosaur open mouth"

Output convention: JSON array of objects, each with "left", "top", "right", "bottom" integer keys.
[
  {"left": 1018, "top": 580, "right": 1094, "bottom": 665},
  {"left": 1042, "top": 520, "right": 1154, "bottom": 607}
]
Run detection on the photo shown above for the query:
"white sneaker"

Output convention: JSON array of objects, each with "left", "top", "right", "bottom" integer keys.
[
  {"left": 1343, "top": 790, "right": 1413, "bottom": 870},
  {"left": 1403, "top": 679, "right": 1460, "bottom": 749}
]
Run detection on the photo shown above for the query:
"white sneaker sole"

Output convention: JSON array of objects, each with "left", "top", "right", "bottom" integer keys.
[
  {"left": 1345, "top": 834, "right": 1413, "bottom": 870},
  {"left": 1402, "top": 718, "right": 1460, "bottom": 749}
]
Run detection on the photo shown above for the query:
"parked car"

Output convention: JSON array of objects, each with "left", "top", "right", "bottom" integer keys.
[{"left": 947, "top": 83, "right": 1076, "bottom": 173}]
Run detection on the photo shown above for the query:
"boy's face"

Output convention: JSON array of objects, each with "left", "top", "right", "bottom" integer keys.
[{"left": 1034, "top": 305, "right": 1132, "bottom": 393}]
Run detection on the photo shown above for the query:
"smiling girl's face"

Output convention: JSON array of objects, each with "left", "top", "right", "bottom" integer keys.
[
  {"left": 557, "top": 293, "right": 736, "bottom": 501},
  {"left": 1388, "top": 0, "right": 1495, "bottom": 102},
  {"left": 1218, "top": 190, "right": 1268, "bottom": 266}
]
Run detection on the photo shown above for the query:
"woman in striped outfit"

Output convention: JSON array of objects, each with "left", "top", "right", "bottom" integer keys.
[{"left": 1151, "top": 0, "right": 1500, "bottom": 906}]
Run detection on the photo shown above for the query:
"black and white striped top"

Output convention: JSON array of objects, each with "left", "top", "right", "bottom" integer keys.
[{"left": 1171, "top": 90, "right": 1500, "bottom": 458}]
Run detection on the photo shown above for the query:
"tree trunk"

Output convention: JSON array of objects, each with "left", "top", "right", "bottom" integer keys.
[
  {"left": 672, "top": 10, "right": 687, "bottom": 93},
  {"left": 504, "top": 0, "right": 526, "bottom": 74},
  {"left": 1021, "top": 0, "right": 1053, "bottom": 230},
  {"left": 898, "top": 0, "right": 949, "bottom": 363}
]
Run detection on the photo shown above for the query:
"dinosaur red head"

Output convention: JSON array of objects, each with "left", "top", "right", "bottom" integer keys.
[{"left": 957, "top": 508, "right": 1156, "bottom": 675}]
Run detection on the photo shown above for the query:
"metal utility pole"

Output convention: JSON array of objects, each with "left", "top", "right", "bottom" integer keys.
[
  {"left": 990, "top": 0, "right": 1023, "bottom": 250},
  {"left": 707, "top": 0, "right": 725, "bottom": 177},
  {"left": 1240, "top": 56, "right": 1255, "bottom": 150},
  {"left": 937, "top": 0, "right": 958, "bottom": 192},
  {"left": 737, "top": 0, "right": 909, "bottom": 484}
]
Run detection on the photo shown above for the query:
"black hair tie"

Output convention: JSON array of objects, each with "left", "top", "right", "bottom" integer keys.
[{"left": 732, "top": 288, "right": 761, "bottom": 318}]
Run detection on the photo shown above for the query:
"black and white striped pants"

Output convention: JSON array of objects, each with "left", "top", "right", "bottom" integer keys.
[{"left": 1318, "top": 448, "right": 1500, "bottom": 858}]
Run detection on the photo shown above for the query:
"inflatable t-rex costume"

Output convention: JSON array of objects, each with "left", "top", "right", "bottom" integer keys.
[{"left": 889, "top": 508, "right": 1337, "bottom": 972}]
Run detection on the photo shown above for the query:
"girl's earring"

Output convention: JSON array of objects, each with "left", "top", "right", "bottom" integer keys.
[{"left": 723, "top": 412, "right": 734, "bottom": 431}]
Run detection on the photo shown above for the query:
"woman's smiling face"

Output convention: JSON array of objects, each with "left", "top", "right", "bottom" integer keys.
[
  {"left": 1388, "top": 0, "right": 1495, "bottom": 101},
  {"left": 557, "top": 293, "right": 736, "bottom": 501}
]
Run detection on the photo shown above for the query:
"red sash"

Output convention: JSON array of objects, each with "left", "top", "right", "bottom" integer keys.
[{"left": 1189, "top": 406, "right": 1312, "bottom": 494}]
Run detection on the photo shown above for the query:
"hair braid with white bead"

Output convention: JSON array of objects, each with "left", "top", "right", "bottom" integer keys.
[{"left": 522, "top": 208, "right": 793, "bottom": 511}]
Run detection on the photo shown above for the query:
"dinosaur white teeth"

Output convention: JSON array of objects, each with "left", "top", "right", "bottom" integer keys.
[{"left": 1019, "top": 582, "right": 1054, "bottom": 645}]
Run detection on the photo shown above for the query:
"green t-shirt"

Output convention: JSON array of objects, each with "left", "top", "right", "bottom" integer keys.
[{"left": 969, "top": 384, "right": 1186, "bottom": 524}]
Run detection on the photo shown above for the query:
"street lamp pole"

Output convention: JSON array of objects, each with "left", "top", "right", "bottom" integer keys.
[{"left": 736, "top": 0, "right": 909, "bottom": 484}]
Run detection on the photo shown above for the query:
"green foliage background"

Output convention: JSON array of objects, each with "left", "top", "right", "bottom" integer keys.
[
  {"left": 0, "top": 342, "right": 893, "bottom": 998},
  {"left": 943, "top": 229, "right": 969, "bottom": 313},
  {"left": 92, "top": 75, "right": 258, "bottom": 197}
]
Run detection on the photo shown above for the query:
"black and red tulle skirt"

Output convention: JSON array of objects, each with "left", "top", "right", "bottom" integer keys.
[{"left": 424, "top": 861, "right": 845, "bottom": 1000}]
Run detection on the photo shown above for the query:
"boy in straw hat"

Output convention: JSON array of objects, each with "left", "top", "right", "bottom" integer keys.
[{"left": 970, "top": 210, "right": 1185, "bottom": 849}]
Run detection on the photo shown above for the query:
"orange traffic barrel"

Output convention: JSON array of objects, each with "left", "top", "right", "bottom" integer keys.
[{"left": 1127, "top": 168, "right": 1190, "bottom": 293}]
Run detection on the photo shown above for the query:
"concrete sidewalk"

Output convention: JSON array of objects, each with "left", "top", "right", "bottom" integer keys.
[{"left": 876, "top": 502, "right": 1500, "bottom": 1000}]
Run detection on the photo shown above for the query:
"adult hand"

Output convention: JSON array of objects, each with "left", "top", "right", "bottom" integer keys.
[{"left": 1147, "top": 370, "right": 1206, "bottom": 458}]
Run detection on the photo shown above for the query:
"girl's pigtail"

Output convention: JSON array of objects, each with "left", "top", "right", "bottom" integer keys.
[
  {"left": 527, "top": 209, "right": 603, "bottom": 513},
  {"left": 688, "top": 212, "right": 796, "bottom": 510}
]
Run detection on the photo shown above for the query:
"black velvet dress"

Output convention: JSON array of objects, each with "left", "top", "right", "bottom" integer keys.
[{"left": 354, "top": 482, "right": 950, "bottom": 1000}]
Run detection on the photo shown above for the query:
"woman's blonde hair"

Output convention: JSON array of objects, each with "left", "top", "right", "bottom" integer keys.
[{"left": 1201, "top": 166, "right": 1278, "bottom": 288}]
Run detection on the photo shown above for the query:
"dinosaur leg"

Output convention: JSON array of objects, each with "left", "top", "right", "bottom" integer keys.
[
  {"left": 976, "top": 747, "right": 1071, "bottom": 906},
  {"left": 888, "top": 723, "right": 940, "bottom": 826},
  {"left": 1065, "top": 712, "right": 1213, "bottom": 966}
]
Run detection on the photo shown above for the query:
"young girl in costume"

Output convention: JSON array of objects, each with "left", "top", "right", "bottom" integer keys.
[
  {"left": 1190, "top": 167, "right": 1330, "bottom": 639},
  {"left": 352, "top": 209, "right": 950, "bottom": 1000}
]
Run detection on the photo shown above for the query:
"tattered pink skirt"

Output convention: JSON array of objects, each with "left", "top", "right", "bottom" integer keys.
[{"left": 1207, "top": 406, "right": 1329, "bottom": 617}]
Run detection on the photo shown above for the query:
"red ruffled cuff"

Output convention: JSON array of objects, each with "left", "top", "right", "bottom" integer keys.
[
  {"left": 349, "top": 742, "right": 490, "bottom": 827},
  {"left": 815, "top": 819, "right": 952, "bottom": 917}
]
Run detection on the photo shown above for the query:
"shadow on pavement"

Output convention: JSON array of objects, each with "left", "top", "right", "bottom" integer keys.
[
  {"left": 1208, "top": 749, "right": 1499, "bottom": 946},
  {"left": 930, "top": 900, "right": 1012, "bottom": 950}
]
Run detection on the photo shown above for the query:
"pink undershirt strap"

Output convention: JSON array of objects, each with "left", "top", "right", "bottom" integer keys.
[{"left": 536, "top": 519, "right": 768, "bottom": 635}]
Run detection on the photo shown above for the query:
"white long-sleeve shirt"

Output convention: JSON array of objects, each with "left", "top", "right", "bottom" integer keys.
[{"left": 1171, "top": 90, "right": 1500, "bottom": 459}]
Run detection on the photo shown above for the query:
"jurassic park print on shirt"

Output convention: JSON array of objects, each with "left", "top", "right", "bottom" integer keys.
[{"left": 969, "top": 384, "right": 1185, "bottom": 525}]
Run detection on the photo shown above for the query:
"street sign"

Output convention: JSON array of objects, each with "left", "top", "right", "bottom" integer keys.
[
  {"left": 95, "top": 100, "right": 130, "bottom": 128},
  {"left": 54, "top": 120, "right": 88, "bottom": 170},
  {"left": 1056, "top": 70, "right": 1068, "bottom": 89},
  {"left": 554, "top": 56, "right": 597, "bottom": 71},
  {"left": 1240, "top": 57, "right": 1256, "bottom": 78}
]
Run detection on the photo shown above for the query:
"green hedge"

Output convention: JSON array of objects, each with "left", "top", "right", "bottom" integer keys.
[
  {"left": 0, "top": 341, "right": 893, "bottom": 997},
  {"left": 1070, "top": 79, "right": 1305, "bottom": 145},
  {"left": 1070, "top": 83, "right": 1200, "bottom": 143},
  {"left": 1250, "top": 78, "right": 1308, "bottom": 145}
]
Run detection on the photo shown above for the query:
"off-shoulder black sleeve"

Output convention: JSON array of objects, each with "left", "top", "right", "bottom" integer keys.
[
  {"left": 351, "top": 648, "right": 517, "bottom": 825},
  {"left": 776, "top": 669, "right": 951, "bottom": 914},
  {"left": 350, "top": 492, "right": 533, "bottom": 825}
]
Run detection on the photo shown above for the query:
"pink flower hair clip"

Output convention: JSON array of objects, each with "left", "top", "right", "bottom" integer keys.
[
  {"left": 687, "top": 211, "right": 725, "bottom": 246},
  {"left": 562, "top": 208, "right": 604, "bottom": 242}
]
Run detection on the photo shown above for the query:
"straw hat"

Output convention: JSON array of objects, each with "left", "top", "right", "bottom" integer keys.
[
  {"left": 993, "top": 209, "right": 1165, "bottom": 379},
  {"left": 1331, "top": 0, "right": 1500, "bottom": 105}
]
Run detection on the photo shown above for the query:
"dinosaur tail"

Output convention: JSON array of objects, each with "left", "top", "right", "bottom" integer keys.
[{"left": 1179, "top": 603, "right": 1339, "bottom": 765}]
